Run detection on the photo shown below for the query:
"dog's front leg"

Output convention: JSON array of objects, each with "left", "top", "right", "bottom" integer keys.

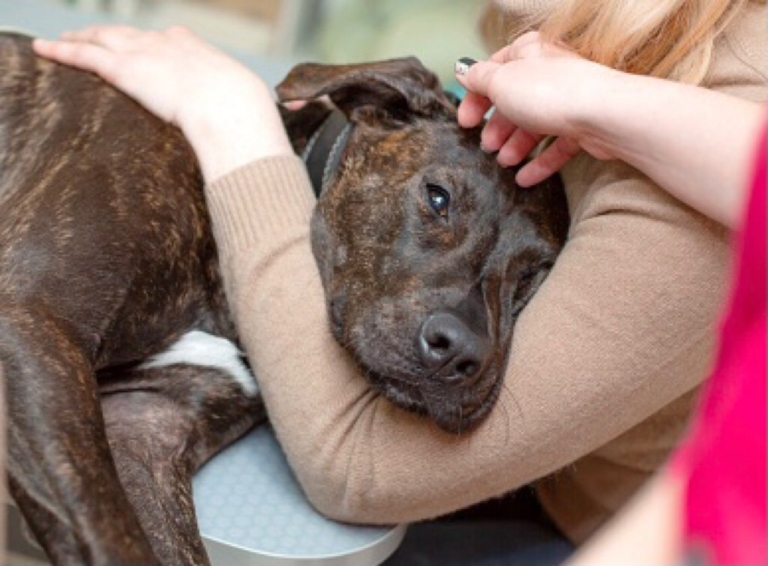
[{"left": 1, "top": 305, "right": 160, "bottom": 566}]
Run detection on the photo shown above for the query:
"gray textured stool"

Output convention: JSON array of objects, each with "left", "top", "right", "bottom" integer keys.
[{"left": 194, "top": 425, "right": 406, "bottom": 566}]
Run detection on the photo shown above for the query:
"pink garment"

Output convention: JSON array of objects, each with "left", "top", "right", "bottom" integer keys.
[{"left": 673, "top": 126, "right": 767, "bottom": 564}]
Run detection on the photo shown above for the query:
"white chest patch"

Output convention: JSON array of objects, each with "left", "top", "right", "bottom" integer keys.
[{"left": 141, "top": 330, "right": 258, "bottom": 396}]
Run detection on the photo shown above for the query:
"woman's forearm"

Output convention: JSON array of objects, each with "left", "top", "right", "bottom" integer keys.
[
  {"left": 204, "top": 156, "right": 726, "bottom": 528},
  {"left": 180, "top": 88, "right": 294, "bottom": 183},
  {"left": 583, "top": 71, "right": 765, "bottom": 228},
  {"left": 564, "top": 470, "right": 685, "bottom": 565}
]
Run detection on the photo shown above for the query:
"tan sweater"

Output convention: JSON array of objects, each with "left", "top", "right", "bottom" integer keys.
[{"left": 204, "top": 1, "right": 766, "bottom": 544}]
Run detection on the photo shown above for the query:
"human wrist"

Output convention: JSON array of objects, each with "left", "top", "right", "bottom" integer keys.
[
  {"left": 186, "top": 113, "right": 294, "bottom": 182},
  {"left": 566, "top": 63, "right": 633, "bottom": 161},
  {"left": 180, "top": 88, "right": 294, "bottom": 182}
]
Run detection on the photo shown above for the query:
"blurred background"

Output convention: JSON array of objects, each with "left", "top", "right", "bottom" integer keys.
[{"left": 2, "top": 0, "right": 487, "bottom": 91}]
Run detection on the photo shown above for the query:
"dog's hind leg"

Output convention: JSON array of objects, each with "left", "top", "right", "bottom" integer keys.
[
  {"left": 0, "top": 303, "right": 161, "bottom": 566},
  {"left": 99, "top": 332, "right": 266, "bottom": 566}
]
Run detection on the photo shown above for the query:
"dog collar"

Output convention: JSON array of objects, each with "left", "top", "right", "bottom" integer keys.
[{"left": 301, "top": 110, "right": 354, "bottom": 197}]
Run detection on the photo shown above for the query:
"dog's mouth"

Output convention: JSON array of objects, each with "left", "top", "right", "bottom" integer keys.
[
  {"left": 329, "top": 282, "right": 512, "bottom": 434},
  {"left": 364, "top": 366, "right": 502, "bottom": 434}
]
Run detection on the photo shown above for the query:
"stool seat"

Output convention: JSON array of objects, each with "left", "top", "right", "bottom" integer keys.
[{"left": 194, "top": 425, "right": 406, "bottom": 565}]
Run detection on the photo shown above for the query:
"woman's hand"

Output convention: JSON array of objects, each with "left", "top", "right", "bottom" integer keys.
[
  {"left": 455, "top": 32, "right": 616, "bottom": 187},
  {"left": 456, "top": 31, "right": 765, "bottom": 227},
  {"left": 34, "top": 26, "right": 294, "bottom": 181}
]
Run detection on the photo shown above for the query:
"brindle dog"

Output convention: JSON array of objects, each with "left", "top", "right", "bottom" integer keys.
[
  {"left": 0, "top": 32, "right": 568, "bottom": 565},
  {"left": 280, "top": 62, "right": 569, "bottom": 433}
]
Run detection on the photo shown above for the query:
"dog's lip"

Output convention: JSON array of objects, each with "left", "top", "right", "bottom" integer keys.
[
  {"left": 423, "top": 372, "right": 502, "bottom": 433},
  {"left": 365, "top": 365, "right": 502, "bottom": 434},
  {"left": 366, "top": 370, "right": 428, "bottom": 415}
]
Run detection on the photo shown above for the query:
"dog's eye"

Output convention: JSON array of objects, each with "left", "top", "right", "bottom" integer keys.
[{"left": 426, "top": 183, "right": 451, "bottom": 218}]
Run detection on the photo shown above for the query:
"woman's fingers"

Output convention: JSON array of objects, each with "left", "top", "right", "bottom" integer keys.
[
  {"left": 33, "top": 38, "right": 116, "bottom": 81},
  {"left": 32, "top": 25, "right": 145, "bottom": 81},
  {"left": 481, "top": 110, "right": 517, "bottom": 153},
  {"left": 455, "top": 59, "right": 503, "bottom": 100},
  {"left": 497, "top": 129, "right": 544, "bottom": 168},
  {"left": 457, "top": 90, "right": 492, "bottom": 128},
  {"left": 59, "top": 25, "right": 142, "bottom": 50},
  {"left": 457, "top": 59, "right": 547, "bottom": 167},
  {"left": 516, "top": 136, "right": 582, "bottom": 187}
]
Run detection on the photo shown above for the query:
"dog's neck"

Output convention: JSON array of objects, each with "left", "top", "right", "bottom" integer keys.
[
  {"left": 279, "top": 103, "right": 353, "bottom": 196},
  {"left": 301, "top": 111, "right": 353, "bottom": 196}
]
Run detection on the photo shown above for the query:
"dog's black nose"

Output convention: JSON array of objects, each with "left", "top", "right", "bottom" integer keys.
[{"left": 417, "top": 311, "right": 489, "bottom": 383}]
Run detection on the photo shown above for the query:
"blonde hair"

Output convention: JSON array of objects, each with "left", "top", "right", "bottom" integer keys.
[{"left": 481, "top": 0, "right": 764, "bottom": 84}]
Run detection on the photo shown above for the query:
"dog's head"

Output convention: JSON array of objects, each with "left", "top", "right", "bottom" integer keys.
[{"left": 277, "top": 58, "right": 569, "bottom": 434}]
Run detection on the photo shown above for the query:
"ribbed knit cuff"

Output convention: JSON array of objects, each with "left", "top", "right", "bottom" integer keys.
[{"left": 205, "top": 155, "right": 315, "bottom": 255}]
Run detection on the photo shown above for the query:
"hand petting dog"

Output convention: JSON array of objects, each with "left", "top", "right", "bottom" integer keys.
[{"left": 35, "top": 26, "right": 292, "bottom": 181}]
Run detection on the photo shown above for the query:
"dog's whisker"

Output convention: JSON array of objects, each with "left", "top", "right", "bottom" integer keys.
[{"left": 496, "top": 388, "right": 514, "bottom": 448}]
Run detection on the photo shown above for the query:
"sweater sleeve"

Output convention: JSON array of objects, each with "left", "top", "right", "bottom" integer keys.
[
  {"left": 202, "top": 3, "right": 765, "bottom": 533},
  {"left": 203, "top": 150, "right": 726, "bottom": 526}
]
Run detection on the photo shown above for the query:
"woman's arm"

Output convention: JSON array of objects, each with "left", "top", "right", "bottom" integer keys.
[
  {"left": 205, "top": 153, "right": 727, "bottom": 528},
  {"left": 455, "top": 32, "right": 766, "bottom": 228},
  {"left": 582, "top": 72, "right": 764, "bottom": 229},
  {"left": 563, "top": 470, "right": 684, "bottom": 564}
]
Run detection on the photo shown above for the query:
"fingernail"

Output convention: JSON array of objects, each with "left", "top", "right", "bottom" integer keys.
[{"left": 454, "top": 57, "right": 477, "bottom": 76}]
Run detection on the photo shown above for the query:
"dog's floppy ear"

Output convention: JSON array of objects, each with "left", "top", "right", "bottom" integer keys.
[{"left": 276, "top": 57, "right": 455, "bottom": 125}]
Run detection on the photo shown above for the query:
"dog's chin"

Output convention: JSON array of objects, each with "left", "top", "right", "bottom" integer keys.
[
  {"left": 424, "top": 375, "right": 502, "bottom": 434},
  {"left": 366, "top": 370, "right": 502, "bottom": 434}
]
